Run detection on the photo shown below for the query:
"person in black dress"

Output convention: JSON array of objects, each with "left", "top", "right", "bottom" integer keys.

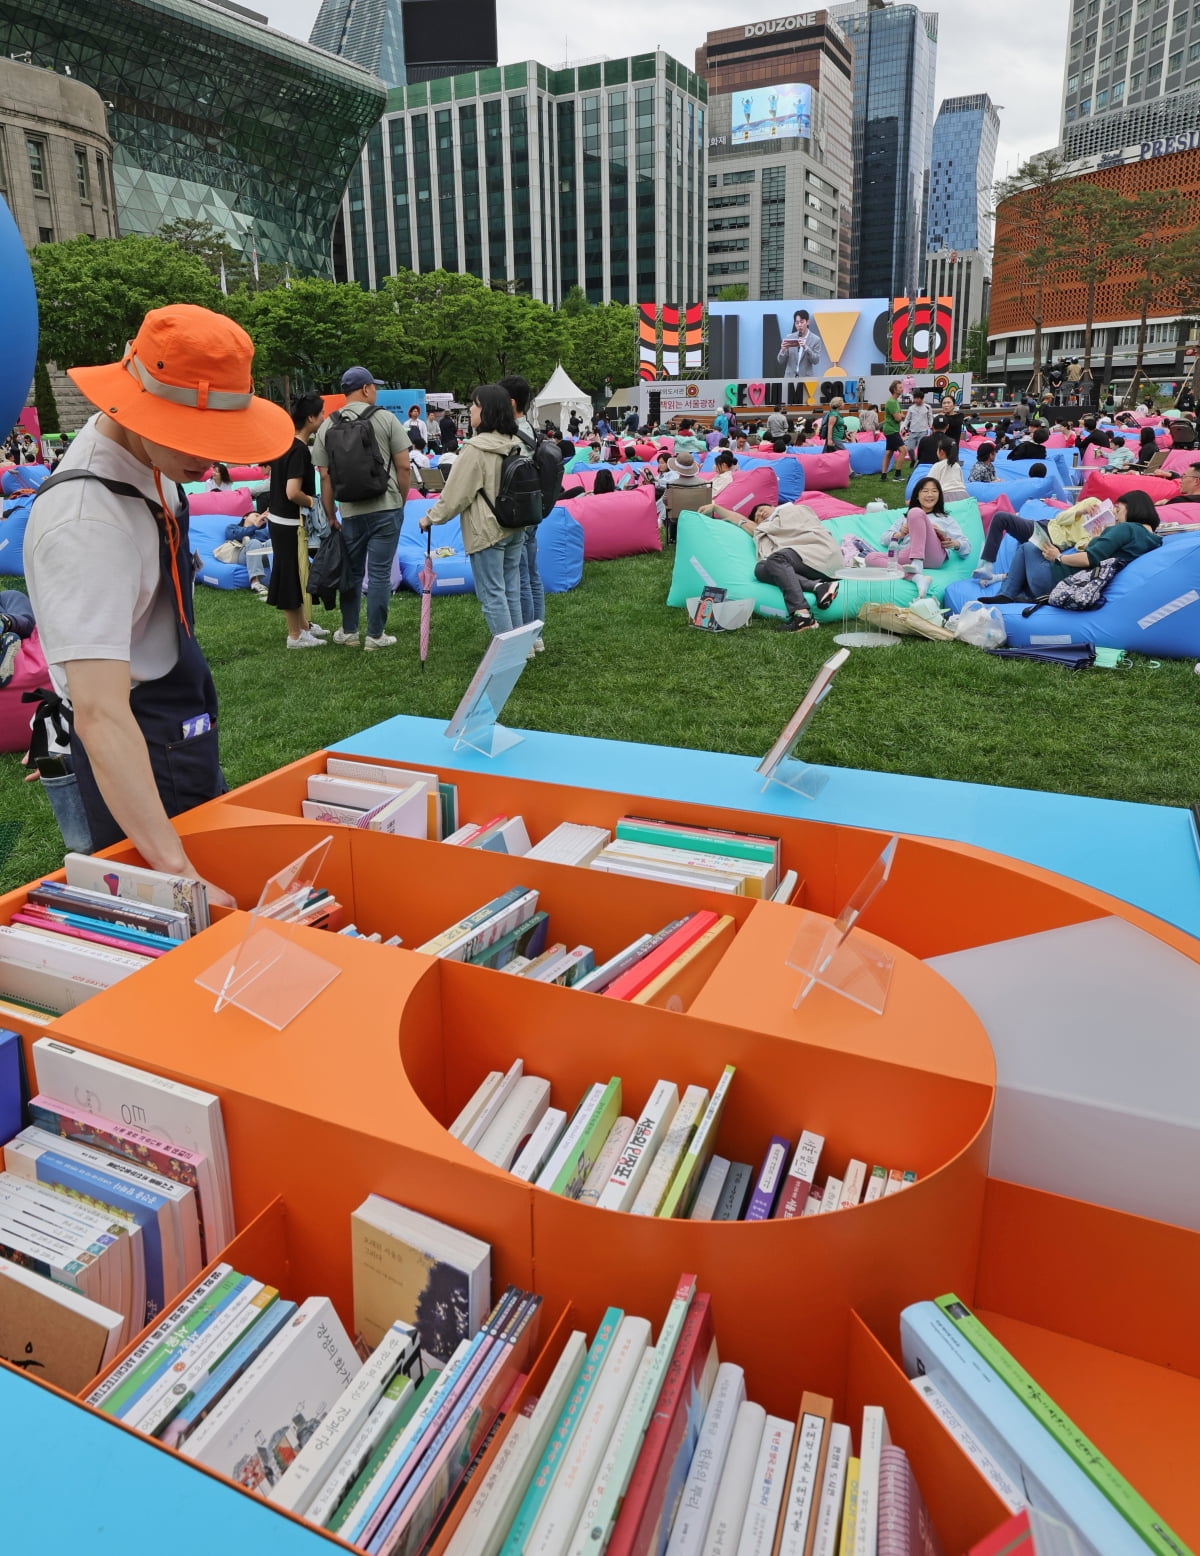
[{"left": 267, "top": 392, "right": 326, "bottom": 648}]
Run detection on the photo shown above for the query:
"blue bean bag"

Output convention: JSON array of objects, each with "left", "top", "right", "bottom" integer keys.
[
  {"left": 994, "top": 451, "right": 1074, "bottom": 502},
  {"left": 666, "top": 498, "right": 985, "bottom": 621},
  {"left": 397, "top": 500, "right": 584, "bottom": 597},
  {"left": 700, "top": 453, "right": 806, "bottom": 501},
  {"left": 905, "top": 463, "right": 1057, "bottom": 511},
  {"left": 943, "top": 532, "right": 1200, "bottom": 658},
  {"left": 847, "top": 440, "right": 886, "bottom": 475},
  {"left": 190, "top": 511, "right": 258, "bottom": 591}
]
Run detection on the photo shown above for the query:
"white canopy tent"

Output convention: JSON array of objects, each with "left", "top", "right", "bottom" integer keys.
[{"left": 529, "top": 364, "right": 593, "bottom": 431}]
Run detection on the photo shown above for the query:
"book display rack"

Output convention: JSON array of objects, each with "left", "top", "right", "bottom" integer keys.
[{"left": 2, "top": 724, "right": 1198, "bottom": 1556}]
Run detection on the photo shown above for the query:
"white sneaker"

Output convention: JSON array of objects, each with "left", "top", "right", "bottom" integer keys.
[
  {"left": 305, "top": 621, "right": 330, "bottom": 638},
  {"left": 364, "top": 632, "right": 397, "bottom": 651},
  {"left": 287, "top": 632, "right": 326, "bottom": 649},
  {"left": 332, "top": 628, "right": 360, "bottom": 646},
  {"left": 533, "top": 638, "right": 545, "bottom": 653}
]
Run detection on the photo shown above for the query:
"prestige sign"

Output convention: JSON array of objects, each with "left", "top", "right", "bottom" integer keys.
[{"left": 744, "top": 13, "right": 816, "bottom": 37}]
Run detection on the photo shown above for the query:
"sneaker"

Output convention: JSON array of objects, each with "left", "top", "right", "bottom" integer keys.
[
  {"left": 0, "top": 630, "right": 20, "bottom": 688},
  {"left": 305, "top": 621, "right": 330, "bottom": 638},
  {"left": 332, "top": 628, "right": 361, "bottom": 646},
  {"left": 250, "top": 580, "right": 268, "bottom": 595},
  {"left": 971, "top": 565, "right": 994, "bottom": 583},
  {"left": 364, "top": 632, "right": 397, "bottom": 651},
  {"left": 286, "top": 632, "right": 326, "bottom": 649},
  {"left": 774, "top": 612, "right": 819, "bottom": 632},
  {"left": 533, "top": 638, "right": 545, "bottom": 653}
]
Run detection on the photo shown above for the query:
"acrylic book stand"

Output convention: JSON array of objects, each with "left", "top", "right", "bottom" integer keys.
[
  {"left": 788, "top": 836, "right": 899, "bottom": 1014},
  {"left": 444, "top": 620, "right": 543, "bottom": 759}
]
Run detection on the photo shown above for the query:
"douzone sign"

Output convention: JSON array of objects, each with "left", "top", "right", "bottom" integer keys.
[{"left": 744, "top": 14, "right": 816, "bottom": 37}]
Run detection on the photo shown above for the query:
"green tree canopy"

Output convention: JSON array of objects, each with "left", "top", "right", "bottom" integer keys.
[
  {"left": 559, "top": 299, "right": 637, "bottom": 398},
  {"left": 228, "top": 279, "right": 383, "bottom": 387},
  {"left": 30, "top": 234, "right": 223, "bottom": 367}
]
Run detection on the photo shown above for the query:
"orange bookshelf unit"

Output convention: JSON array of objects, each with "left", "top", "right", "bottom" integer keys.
[{"left": 2, "top": 748, "right": 1198, "bottom": 1555}]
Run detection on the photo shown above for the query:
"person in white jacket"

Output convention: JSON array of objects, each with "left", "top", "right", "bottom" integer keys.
[{"left": 708, "top": 498, "right": 841, "bottom": 630}]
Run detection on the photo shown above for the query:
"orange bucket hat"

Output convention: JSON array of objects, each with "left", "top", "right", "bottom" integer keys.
[{"left": 69, "top": 303, "right": 294, "bottom": 464}]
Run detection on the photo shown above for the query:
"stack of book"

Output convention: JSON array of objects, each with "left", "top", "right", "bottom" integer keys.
[
  {"left": 302, "top": 756, "right": 459, "bottom": 839},
  {"left": 451, "top": 1064, "right": 917, "bottom": 1218},
  {"left": 904, "top": 1295, "right": 1184, "bottom": 1556},
  {"left": 439, "top": 1271, "right": 940, "bottom": 1556},
  {"left": 590, "top": 816, "right": 794, "bottom": 902},
  {"left": 415, "top": 887, "right": 734, "bottom": 1001},
  {"left": 525, "top": 823, "right": 612, "bottom": 866}
]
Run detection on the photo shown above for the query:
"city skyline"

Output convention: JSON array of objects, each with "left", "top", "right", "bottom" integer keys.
[{"left": 259, "top": 0, "right": 1070, "bottom": 176}]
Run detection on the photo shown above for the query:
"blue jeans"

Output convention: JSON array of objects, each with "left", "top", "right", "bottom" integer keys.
[
  {"left": 999, "top": 541, "right": 1056, "bottom": 602},
  {"left": 472, "top": 530, "right": 525, "bottom": 637},
  {"left": 340, "top": 507, "right": 402, "bottom": 639},
  {"left": 0, "top": 589, "right": 34, "bottom": 638},
  {"left": 519, "top": 526, "right": 545, "bottom": 631}
]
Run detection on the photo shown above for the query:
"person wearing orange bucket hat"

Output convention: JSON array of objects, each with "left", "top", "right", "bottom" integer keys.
[{"left": 24, "top": 304, "right": 293, "bottom": 896}]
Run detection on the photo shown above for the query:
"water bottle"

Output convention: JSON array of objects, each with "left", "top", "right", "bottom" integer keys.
[{"left": 887, "top": 538, "right": 898, "bottom": 569}]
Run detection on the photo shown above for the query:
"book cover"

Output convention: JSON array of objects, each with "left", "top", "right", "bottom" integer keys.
[
  {"left": 511, "top": 1108, "right": 568, "bottom": 1184},
  {"left": 837, "top": 1459, "right": 859, "bottom": 1556},
  {"left": 578, "top": 1117, "right": 636, "bottom": 1209},
  {"left": 606, "top": 1292, "right": 717, "bottom": 1556},
  {"left": 549, "top": 1078, "right": 623, "bottom": 1200},
  {"left": 735, "top": 1413, "right": 796, "bottom": 1556},
  {"left": 775, "top": 1392, "right": 833, "bottom": 1556},
  {"left": 664, "top": 1361, "right": 746, "bottom": 1556},
  {"left": 605, "top": 915, "right": 721, "bottom": 1003},
  {"left": 536, "top": 1083, "right": 605, "bottom": 1196},
  {"left": 631, "top": 1087, "right": 710, "bottom": 1218},
  {"left": 688, "top": 1156, "right": 731, "bottom": 1223},
  {"left": 852, "top": 1406, "right": 890, "bottom": 1556},
  {"left": 498, "top": 1307, "right": 625, "bottom": 1556},
  {"left": 306, "top": 773, "right": 407, "bottom": 809},
  {"left": 899, "top": 1303, "right": 1145, "bottom": 1556},
  {"left": 713, "top": 1164, "right": 754, "bottom": 1222},
  {"left": 660, "top": 1068, "right": 735, "bottom": 1220},
  {"left": 161, "top": 1299, "right": 296, "bottom": 1450},
  {"left": 63, "top": 852, "right": 209, "bottom": 933},
  {"left": 183, "top": 1296, "right": 361, "bottom": 1494},
  {"left": 450, "top": 1072, "right": 503, "bottom": 1142},
  {"left": 745, "top": 1137, "right": 792, "bottom": 1222},
  {"left": 476, "top": 1077, "right": 552, "bottom": 1171},
  {"left": 30, "top": 1039, "right": 232, "bottom": 1254},
  {"left": 614, "top": 820, "right": 779, "bottom": 873},
  {"left": 364, "top": 784, "right": 429, "bottom": 839},
  {"left": 28, "top": 881, "right": 191, "bottom": 939},
  {"left": 351, "top": 1194, "right": 491, "bottom": 1367},
  {"left": 597, "top": 1081, "right": 680, "bottom": 1213},
  {"left": 933, "top": 1293, "right": 1183, "bottom": 1556},
  {"left": 811, "top": 1423, "right": 850, "bottom": 1556},
  {"left": 0, "top": 1256, "right": 124, "bottom": 1393},
  {"left": 415, "top": 886, "right": 535, "bottom": 958},
  {"left": 700, "top": 1400, "right": 766, "bottom": 1556},
  {"left": 773, "top": 1132, "right": 825, "bottom": 1221},
  {"left": 907, "top": 1378, "right": 1024, "bottom": 1513},
  {"left": 876, "top": 1445, "right": 944, "bottom": 1556},
  {"left": 302, "top": 799, "right": 368, "bottom": 825}
]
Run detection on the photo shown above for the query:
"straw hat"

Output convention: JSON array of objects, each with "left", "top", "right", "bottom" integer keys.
[
  {"left": 669, "top": 451, "right": 699, "bottom": 475},
  {"left": 69, "top": 304, "right": 293, "bottom": 463}
]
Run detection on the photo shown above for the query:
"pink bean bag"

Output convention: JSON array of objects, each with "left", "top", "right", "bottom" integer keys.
[
  {"left": 978, "top": 493, "right": 1015, "bottom": 536},
  {"left": 716, "top": 466, "right": 780, "bottom": 516},
  {"left": 796, "top": 450, "right": 851, "bottom": 490},
  {"left": 1159, "top": 449, "right": 1200, "bottom": 475},
  {"left": 853, "top": 431, "right": 883, "bottom": 443},
  {"left": 188, "top": 487, "right": 253, "bottom": 518},
  {"left": 801, "top": 492, "right": 864, "bottom": 519},
  {"left": 1081, "top": 470, "right": 1179, "bottom": 504},
  {"left": 634, "top": 441, "right": 658, "bottom": 461},
  {"left": 205, "top": 464, "right": 265, "bottom": 482},
  {"left": 1158, "top": 500, "right": 1200, "bottom": 524},
  {"left": 568, "top": 467, "right": 641, "bottom": 492},
  {"left": 562, "top": 484, "right": 662, "bottom": 561},
  {"left": 0, "top": 630, "right": 48, "bottom": 754}
]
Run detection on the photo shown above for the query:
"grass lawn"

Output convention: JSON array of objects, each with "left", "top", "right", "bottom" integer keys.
[{"left": 2, "top": 468, "right": 1198, "bottom": 893}]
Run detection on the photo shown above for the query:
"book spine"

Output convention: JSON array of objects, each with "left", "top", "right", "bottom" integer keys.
[
  {"left": 836, "top": 1460, "right": 859, "bottom": 1556},
  {"left": 308, "top": 1373, "right": 419, "bottom": 1531},
  {"left": 614, "top": 821, "right": 776, "bottom": 866},
  {"left": 660, "top": 1066, "right": 736, "bottom": 1220},
  {"left": 629, "top": 1085, "right": 709, "bottom": 1217},
  {"left": 817, "top": 1180, "right": 842, "bottom": 1214},
  {"left": 550, "top": 1079, "right": 622, "bottom": 1199},
  {"left": 773, "top": 1132, "right": 825, "bottom": 1221},
  {"left": 535, "top": 1084, "right": 606, "bottom": 1195},
  {"left": 908, "top": 1378, "right": 1024, "bottom": 1512},
  {"left": 160, "top": 1300, "right": 296, "bottom": 1449},
  {"left": 415, "top": 886, "right": 531, "bottom": 957},
  {"left": 714, "top": 1163, "right": 753, "bottom": 1222},
  {"left": 462, "top": 1061, "right": 524, "bottom": 1153},
  {"left": 665, "top": 1362, "right": 746, "bottom": 1556},
  {"left": 852, "top": 1406, "right": 887, "bottom": 1556},
  {"left": 875, "top": 1448, "right": 911, "bottom": 1556},
  {"left": 861, "top": 1167, "right": 887, "bottom": 1204},
  {"left": 745, "top": 1136, "right": 791, "bottom": 1222},
  {"left": 735, "top": 1413, "right": 795, "bottom": 1556},
  {"left": 596, "top": 1081, "right": 679, "bottom": 1212},
  {"left": 776, "top": 1395, "right": 833, "bottom": 1556},
  {"left": 811, "top": 1424, "right": 850, "bottom": 1556},
  {"left": 442, "top": 892, "right": 541, "bottom": 964},
  {"left": 934, "top": 1294, "right": 1186, "bottom": 1556},
  {"left": 689, "top": 1156, "right": 731, "bottom": 1222},
  {"left": 511, "top": 1108, "right": 568, "bottom": 1183},
  {"left": 701, "top": 1400, "right": 767, "bottom": 1556},
  {"left": 578, "top": 1117, "right": 636, "bottom": 1208},
  {"left": 838, "top": 1163, "right": 866, "bottom": 1209}
]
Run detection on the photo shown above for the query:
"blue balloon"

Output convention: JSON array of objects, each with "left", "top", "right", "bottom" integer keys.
[{"left": 0, "top": 198, "right": 38, "bottom": 439}]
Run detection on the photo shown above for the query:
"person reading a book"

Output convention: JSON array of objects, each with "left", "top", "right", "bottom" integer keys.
[
  {"left": 24, "top": 304, "right": 292, "bottom": 896},
  {"left": 706, "top": 499, "right": 841, "bottom": 632},
  {"left": 861, "top": 479, "right": 969, "bottom": 595},
  {"left": 973, "top": 494, "right": 1102, "bottom": 586},
  {"left": 980, "top": 491, "right": 1162, "bottom": 604}
]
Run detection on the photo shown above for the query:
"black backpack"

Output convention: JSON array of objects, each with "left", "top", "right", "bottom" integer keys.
[
  {"left": 481, "top": 439, "right": 546, "bottom": 529},
  {"left": 518, "top": 427, "right": 564, "bottom": 515},
  {"left": 323, "top": 406, "right": 390, "bottom": 502}
]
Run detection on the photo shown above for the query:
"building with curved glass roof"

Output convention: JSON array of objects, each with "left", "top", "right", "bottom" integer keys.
[{"left": 0, "top": 0, "right": 386, "bottom": 275}]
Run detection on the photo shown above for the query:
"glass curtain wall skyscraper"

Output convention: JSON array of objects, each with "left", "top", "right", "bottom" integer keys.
[
  {"left": 309, "top": 0, "right": 497, "bottom": 89},
  {"left": 925, "top": 93, "right": 1000, "bottom": 364},
  {"left": 828, "top": 0, "right": 938, "bottom": 299},
  {"left": 338, "top": 52, "right": 706, "bottom": 307},
  {"left": 310, "top": 0, "right": 408, "bottom": 88}
]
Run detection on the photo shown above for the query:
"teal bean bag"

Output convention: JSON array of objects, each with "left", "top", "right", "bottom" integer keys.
[{"left": 666, "top": 500, "right": 986, "bottom": 621}]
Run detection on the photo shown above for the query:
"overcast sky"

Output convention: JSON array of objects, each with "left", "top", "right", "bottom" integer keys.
[{"left": 259, "top": 1, "right": 1068, "bottom": 175}]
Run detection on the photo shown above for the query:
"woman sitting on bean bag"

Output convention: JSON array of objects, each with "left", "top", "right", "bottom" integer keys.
[
  {"left": 860, "top": 477, "right": 970, "bottom": 595},
  {"left": 980, "top": 489, "right": 1162, "bottom": 605}
]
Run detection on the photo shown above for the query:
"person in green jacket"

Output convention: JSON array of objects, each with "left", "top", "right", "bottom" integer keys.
[{"left": 981, "top": 489, "right": 1162, "bottom": 604}]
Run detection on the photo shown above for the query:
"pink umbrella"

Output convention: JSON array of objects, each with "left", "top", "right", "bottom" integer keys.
[{"left": 418, "top": 526, "right": 434, "bottom": 670}]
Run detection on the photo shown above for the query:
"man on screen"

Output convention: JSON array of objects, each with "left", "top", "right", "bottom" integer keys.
[{"left": 777, "top": 309, "right": 823, "bottom": 378}]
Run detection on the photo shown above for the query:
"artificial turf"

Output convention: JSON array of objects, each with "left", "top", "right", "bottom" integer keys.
[{"left": 2, "top": 469, "right": 1198, "bottom": 893}]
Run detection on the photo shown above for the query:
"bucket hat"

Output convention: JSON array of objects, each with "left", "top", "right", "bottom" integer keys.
[
  {"left": 69, "top": 304, "right": 293, "bottom": 463},
  {"left": 669, "top": 451, "right": 699, "bottom": 476}
]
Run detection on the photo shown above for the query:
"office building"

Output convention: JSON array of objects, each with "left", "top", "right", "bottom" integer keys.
[
  {"left": 0, "top": 56, "right": 117, "bottom": 249},
  {"left": 1060, "top": 0, "right": 1200, "bottom": 155},
  {"left": 827, "top": 0, "right": 938, "bottom": 300},
  {"left": 924, "top": 93, "right": 999, "bottom": 362},
  {"left": 309, "top": 0, "right": 497, "bottom": 90},
  {"left": 695, "top": 13, "right": 853, "bottom": 292},
  {"left": 703, "top": 91, "right": 845, "bottom": 301},
  {"left": 338, "top": 52, "right": 707, "bottom": 307},
  {"left": 988, "top": 143, "right": 1200, "bottom": 393},
  {"left": 0, "top": 0, "right": 386, "bottom": 276}
]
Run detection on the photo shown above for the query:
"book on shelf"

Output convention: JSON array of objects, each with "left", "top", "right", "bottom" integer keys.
[
  {"left": 0, "top": 1253, "right": 124, "bottom": 1393},
  {"left": 837, "top": 1458, "right": 860, "bottom": 1556},
  {"left": 160, "top": 1298, "right": 298, "bottom": 1451},
  {"left": 351, "top": 1194, "right": 491, "bottom": 1368},
  {"left": 526, "top": 824, "right": 612, "bottom": 867},
  {"left": 714, "top": 1163, "right": 754, "bottom": 1222},
  {"left": 476, "top": 1077, "right": 552, "bottom": 1171},
  {"left": 774, "top": 1132, "right": 825, "bottom": 1222},
  {"left": 663, "top": 1360, "right": 746, "bottom": 1556},
  {"left": 0, "top": 922, "right": 150, "bottom": 1015},
  {"left": 907, "top": 1378, "right": 1025, "bottom": 1514},
  {"left": 813, "top": 1422, "right": 851, "bottom": 1556},
  {"left": 964, "top": 1513, "right": 1032, "bottom": 1556},
  {"left": 604, "top": 914, "right": 721, "bottom": 1003},
  {"left": 613, "top": 818, "right": 782, "bottom": 898},
  {"left": 540, "top": 1078, "right": 623, "bottom": 1200},
  {"left": 63, "top": 851, "right": 209, "bottom": 934},
  {"left": 659, "top": 1067, "right": 735, "bottom": 1220},
  {"left": 461, "top": 1061, "right": 525, "bottom": 1153},
  {"left": 592, "top": 840, "right": 775, "bottom": 898},
  {"left": 737, "top": 1413, "right": 796, "bottom": 1556},
  {"left": 511, "top": 1107, "right": 569, "bottom": 1184},
  {"left": 30, "top": 1037, "right": 233, "bottom": 1255},
  {"left": 775, "top": 1390, "right": 834, "bottom": 1556},
  {"left": 900, "top": 1302, "right": 1148, "bottom": 1556},
  {"left": 416, "top": 887, "right": 540, "bottom": 962},
  {"left": 450, "top": 1071, "right": 505, "bottom": 1142},
  {"left": 745, "top": 1136, "right": 791, "bottom": 1222},
  {"left": 596, "top": 1080, "right": 679, "bottom": 1213},
  {"left": 577, "top": 1117, "right": 636, "bottom": 1209},
  {"left": 876, "top": 1444, "right": 944, "bottom": 1556},
  {"left": 0, "top": 1027, "right": 24, "bottom": 1147},
  {"left": 853, "top": 1404, "right": 890, "bottom": 1556},
  {"left": 629, "top": 1084, "right": 709, "bottom": 1218},
  {"left": 688, "top": 1155, "right": 731, "bottom": 1222}
]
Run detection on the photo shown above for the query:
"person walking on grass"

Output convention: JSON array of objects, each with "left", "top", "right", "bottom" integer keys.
[
  {"left": 500, "top": 374, "right": 548, "bottom": 654},
  {"left": 312, "top": 366, "right": 412, "bottom": 651},
  {"left": 419, "top": 385, "right": 526, "bottom": 640},
  {"left": 266, "top": 392, "right": 328, "bottom": 649},
  {"left": 880, "top": 380, "right": 905, "bottom": 482}
]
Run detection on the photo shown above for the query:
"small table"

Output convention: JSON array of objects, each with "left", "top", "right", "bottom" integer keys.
[{"left": 831, "top": 566, "right": 907, "bottom": 648}]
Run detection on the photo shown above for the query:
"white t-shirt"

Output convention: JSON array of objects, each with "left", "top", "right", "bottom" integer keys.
[{"left": 24, "top": 415, "right": 181, "bottom": 704}]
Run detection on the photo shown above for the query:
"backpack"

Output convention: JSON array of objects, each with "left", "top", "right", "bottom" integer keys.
[
  {"left": 480, "top": 440, "right": 546, "bottom": 529},
  {"left": 322, "top": 407, "right": 389, "bottom": 502},
  {"left": 518, "top": 427, "right": 564, "bottom": 515},
  {"left": 1021, "top": 555, "right": 1127, "bottom": 616}
]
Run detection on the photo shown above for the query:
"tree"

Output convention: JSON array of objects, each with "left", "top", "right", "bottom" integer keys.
[
  {"left": 993, "top": 150, "right": 1074, "bottom": 395},
  {"left": 1048, "top": 184, "right": 1133, "bottom": 376},
  {"left": 230, "top": 279, "right": 382, "bottom": 391},
  {"left": 952, "top": 319, "right": 989, "bottom": 380},
  {"left": 32, "top": 360, "right": 60, "bottom": 435},
  {"left": 560, "top": 299, "right": 637, "bottom": 399},
  {"left": 717, "top": 284, "right": 749, "bottom": 301},
  {"left": 560, "top": 285, "right": 589, "bottom": 318},
  {"left": 1119, "top": 189, "right": 1199, "bottom": 405},
  {"left": 30, "top": 234, "right": 223, "bottom": 367}
]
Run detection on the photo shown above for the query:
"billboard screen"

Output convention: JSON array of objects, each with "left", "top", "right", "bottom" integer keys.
[
  {"left": 708, "top": 298, "right": 890, "bottom": 386},
  {"left": 732, "top": 83, "right": 812, "bottom": 145}
]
